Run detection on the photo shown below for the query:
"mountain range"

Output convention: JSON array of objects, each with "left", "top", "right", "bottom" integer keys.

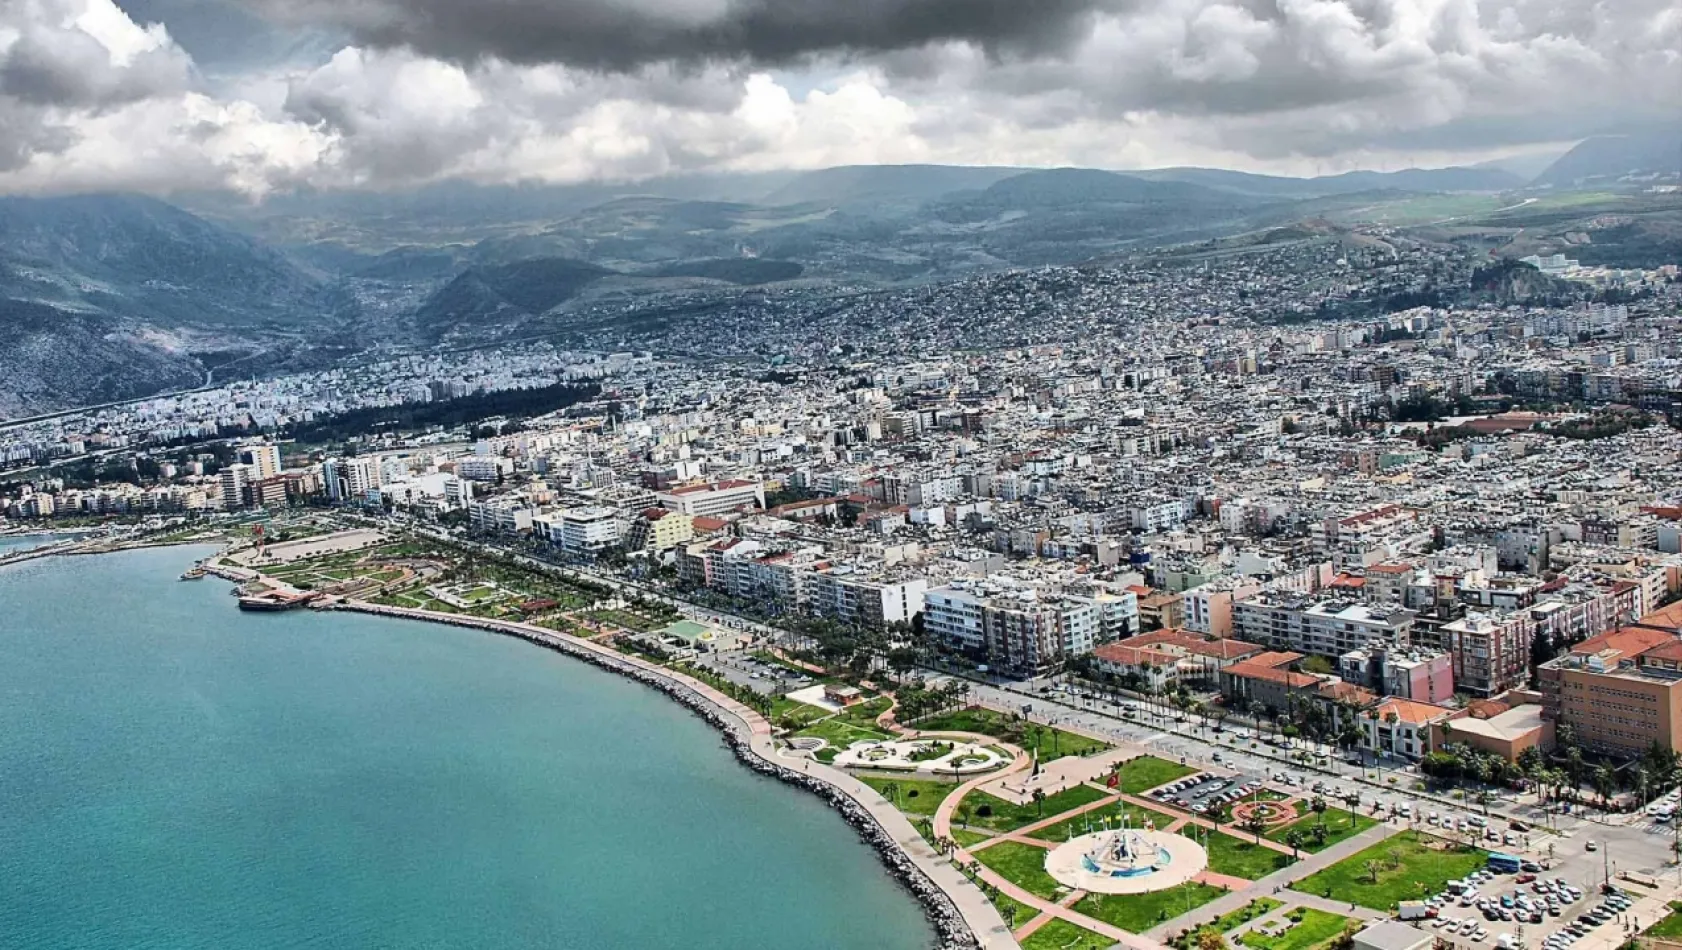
[{"left": 1, "top": 137, "right": 1678, "bottom": 417}]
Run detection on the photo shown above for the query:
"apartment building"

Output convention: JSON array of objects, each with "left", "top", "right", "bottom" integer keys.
[
  {"left": 558, "top": 506, "right": 621, "bottom": 556},
  {"left": 1441, "top": 611, "right": 1534, "bottom": 697},
  {"left": 1232, "top": 594, "right": 1414, "bottom": 659},
  {"left": 623, "top": 508, "right": 695, "bottom": 554},
  {"left": 323, "top": 456, "right": 381, "bottom": 503},
  {"left": 923, "top": 579, "right": 1101, "bottom": 675},
  {"left": 1339, "top": 644, "right": 1455, "bottom": 704}
]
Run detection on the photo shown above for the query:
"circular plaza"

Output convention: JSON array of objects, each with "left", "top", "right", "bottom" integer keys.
[{"left": 1044, "top": 828, "right": 1208, "bottom": 895}]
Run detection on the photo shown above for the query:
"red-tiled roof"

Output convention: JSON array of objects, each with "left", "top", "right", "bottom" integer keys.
[
  {"left": 1092, "top": 643, "right": 1178, "bottom": 667},
  {"left": 1571, "top": 625, "right": 1675, "bottom": 661},
  {"left": 1375, "top": 697, "right": 1452, "bottom": 725}
]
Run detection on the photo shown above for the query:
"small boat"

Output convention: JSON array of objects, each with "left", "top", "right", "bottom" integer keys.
[{"left": 180, "top": 567, "right": 207, "bottom": 581}]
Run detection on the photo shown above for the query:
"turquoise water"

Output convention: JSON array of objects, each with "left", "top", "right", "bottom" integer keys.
[
  {"left": 0, "top": 532, "right": 63, "bottom": 554},
  {"left": 0, "top": 547, "right": 934, "bottom": 950}
]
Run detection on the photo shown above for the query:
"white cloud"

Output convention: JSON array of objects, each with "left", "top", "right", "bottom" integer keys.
[{"left": 0, "top": 0, "right": 1675, "bottom": 196}]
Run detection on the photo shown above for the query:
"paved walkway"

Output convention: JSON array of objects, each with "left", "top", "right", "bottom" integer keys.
[
  {"left": 337, "top": 601, "right": 1023, "bottom": 950},
  {"left": 1144, "top": 822, "right": 1398, "bottom": 940}
]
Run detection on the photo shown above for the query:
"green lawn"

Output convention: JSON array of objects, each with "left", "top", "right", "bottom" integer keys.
[
  {"left": 961, "top": 785, "right": 1111, "bottom": 834},
  {"left": 1029, "top": 799, "right": 1174, "bottom": 843},
  {"left": 1238, "top": 909, "right": 1352, "bottom": 950},
  {"left": 912, "top": 707, "right": 1109, "bottom": 760},
  {"left": 990, "top": 890, "right": 1036, "bottom": 931},
  {"left": 1190, "top": 827, "right": 1297, "bottom": 880},
  {"left": 860, "top": 776, "right": 958, "bottom": 817},
  {"left": 1074, "top": 882, "right": 1227, "bottom": 933},
  {"left": 1022, "top": 917, "right": 1113, "bottom": 950},
  {"left": 970, "top": 840, "right": 1064, "bottom": 901},
  {"left": 1208, "top": 898, "right": 1285, "bottom": 936},
  {"left": 1642, "top": 902, "right": 1682, "bottom": 938},
  {"left": 1290, "top": 831, "right": 1486, "bottom": 911},
  {"left": 952, "top": 828, "right": 993, "bottom": 849},
  {"left": 793, "top": 697, "right": 895, "bottom": 761},
  {"left": 1114, "top": 755, "right": 1198, "bottom": 794},
  {"left": 1264, "top": 807, "right": 1379, "bottom": 854}
]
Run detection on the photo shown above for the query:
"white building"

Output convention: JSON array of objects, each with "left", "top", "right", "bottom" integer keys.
[
  {"left": 655, "top": 479, "right": 765, "bottom": 517},
  {"left": 559, "top": 506, "right": 621, "bottom": 556}
]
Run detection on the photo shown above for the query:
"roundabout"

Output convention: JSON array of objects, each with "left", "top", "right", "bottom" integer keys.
[
  {"left": 1043, "top": 827, "right": 1208, "bottom": 895},
  {"left": 1230, "top": 799, "right": 1299, "bottom": 826}
]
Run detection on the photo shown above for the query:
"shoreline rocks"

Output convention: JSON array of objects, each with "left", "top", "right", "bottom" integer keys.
[{"left": 335, "top": 602, "right": 981, "bottom": 950}]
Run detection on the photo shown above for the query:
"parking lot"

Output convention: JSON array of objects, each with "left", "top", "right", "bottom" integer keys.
[
  {"left": 690, "top": 649, "right": 814, "bottom": 697},
  {"left": 1147, "top": 770, "right": 1267, "bottom": 815},
  {"left": 1428, "top": 867, "right": 1651, "bottom": 950}
]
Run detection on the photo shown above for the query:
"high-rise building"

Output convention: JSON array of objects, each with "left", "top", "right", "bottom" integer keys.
[
  {"left": 219, "top": 463, "right": 252, "bottom": 510},
  {"left": 239, "top": 442, "right": 282, "bottom": 480}
]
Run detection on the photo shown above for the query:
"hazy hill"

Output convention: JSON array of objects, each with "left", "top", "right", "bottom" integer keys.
[
  {"left": 760, "top": 164, "right": 1026, "bottom": 207},
  {"left": 0, "top": 193, "right": 324, "bottom": 329},
  {"left": 1534, "top": 132, "right": 1682, "bottom": 187},
  {"left": 411, "top": 257, "right": 615, "bottom": 339},
  {"left": 1127, "top": 165, "right": 1522, "bottom": 198}
]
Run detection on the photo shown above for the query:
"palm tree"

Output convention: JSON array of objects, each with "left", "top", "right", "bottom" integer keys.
[
  {"left": 1285, "top": 828, "right": 1305, "bottom": 857},
  {"left": 881, "top": 781, "right": 900, "bottom": 807},
  {"left": 1033, "top": 788, "right": 1047, "bottom": 817},
  {"left": 1311, "top": 795, "right": 1329, "bottom": 826},
  {"left": 1593, "top": 766, "right": 1615, "bottom": 811}
]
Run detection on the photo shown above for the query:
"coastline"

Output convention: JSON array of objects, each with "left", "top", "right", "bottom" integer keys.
[
  {"left": 3, "top": 538, "right": 1015, "bottom": 948},
  {"left": 329, "top": 600, "right": 1014, "bottom": 950}
]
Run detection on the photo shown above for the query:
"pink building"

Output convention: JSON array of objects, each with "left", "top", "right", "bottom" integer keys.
[{"left": 1340, "top": 646, "right": 1455, "bottom": 705}]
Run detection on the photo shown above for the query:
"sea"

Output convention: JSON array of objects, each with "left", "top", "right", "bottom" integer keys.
[{"left": 0, "top": 544, "right": 934, "bottom": 950}]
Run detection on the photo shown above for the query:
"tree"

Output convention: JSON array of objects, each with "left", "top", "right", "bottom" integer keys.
[
  {"left": 1285, "top": 828, "right": 1304, "bottom": 857},
  {"left": 1593, "top": 766, "right": 1616, "bottom": 810},
  {"left": 1197, "top": 927, "right": 1229, "bottom": 950},
  {"left": 1310, "top": 795, "right": 1328, "bottom": 826},
  {"left": 1364, "top": 859, "right": 1384, "bottom": 884},
  {"left": 1033, "top": 788, "right": 1047, "bottom": 817}
]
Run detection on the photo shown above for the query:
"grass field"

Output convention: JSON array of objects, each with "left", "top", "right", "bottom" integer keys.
[
  {"left": 860, "top": 776, "right": 957, "bottom": 817},
  {"left": 1114, "top": 755, "right": 1198, "bottom": 794},
  {"left": 1290, "top": 831, "right": 1486, "bottom": 910},
  {"left": 1028, "top": 799, "right": 1174, "bottom": 843},
  {"left": 1264, "top": 807, "right": 1379, "bottom": 853},
  {"left": 990, "top": 890, "right": 1036, "bottom": 931},
  {"left": 1191, "top": 828, "right": 1297, "bottom": 880},
  {"left": 952, "top": 828, "right": 993, "bottom": 849},
  {"left": 1208, "top": 898, "right": 1284, "bottom": 936},
  {"left": 912, "top": 707, "right": 1109, "bottom": 760},
  {"left": 962, "top": 785, "right": 1111, "bottom": 834},
  {"left": 1021, "top": 918, "right": 1113, "bottom": 950},
  {"left": 1237, "top": 909, "right": 1352, "bottom": 950},
  {"left": 969, "top": 840, "right": 1064, "bottom": 901},
  {"left": 1073, "top": 882, "right": 1227, "bottom": 932},
  {"left": 1642, "top": 902, "right": 1682, "bottom": 938}
]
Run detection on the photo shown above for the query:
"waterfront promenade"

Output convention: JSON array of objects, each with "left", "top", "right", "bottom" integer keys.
[{"left": 332, "top": 599, "right": 1020, "bottom": 950}]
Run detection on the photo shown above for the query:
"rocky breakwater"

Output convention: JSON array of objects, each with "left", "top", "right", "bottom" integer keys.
[{"left": 333, "top": 602, "right": 982, "bottom": 950}]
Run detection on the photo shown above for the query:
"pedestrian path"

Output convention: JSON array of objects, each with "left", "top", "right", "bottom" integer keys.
[{"left": 1144, "top": 822, "right": 1398, "bottom": 940}]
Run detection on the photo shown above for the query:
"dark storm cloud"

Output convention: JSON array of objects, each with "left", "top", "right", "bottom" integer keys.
[{"left": 245, "top": 0, "right": 1110, "bottom": 70}]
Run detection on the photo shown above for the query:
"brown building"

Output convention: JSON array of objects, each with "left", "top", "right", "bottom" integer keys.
[
  {"left": 1138, "top": 590, "right": 1186, "bottom": 631},
  {"left": 1219, "top": 651, "right": 1325, "bottom": 712},
  {"left": 1434, "top": 703, "right": 1553, "bottom": 763},
  {"left": 1536, "top": 625, "right": 1682, "bottom": 757}
]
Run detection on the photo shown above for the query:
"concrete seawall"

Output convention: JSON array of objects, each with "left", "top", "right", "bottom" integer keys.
[{"left": 330, "top": 601, "right": 1015, "bottom": 950}]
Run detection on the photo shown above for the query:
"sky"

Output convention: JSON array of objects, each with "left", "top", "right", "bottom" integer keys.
[{"left": 0, "top": 0, "right": 1676, "bottom": 197}]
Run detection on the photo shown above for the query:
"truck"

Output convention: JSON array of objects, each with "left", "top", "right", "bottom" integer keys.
[{"left": 1398, "top": 900, "right": 1430, "bottom": 921}]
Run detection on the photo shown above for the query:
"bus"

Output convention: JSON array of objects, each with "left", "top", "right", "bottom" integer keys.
[{"left": 1488, "top": 852, "right": 1522, "bottom": 873}]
